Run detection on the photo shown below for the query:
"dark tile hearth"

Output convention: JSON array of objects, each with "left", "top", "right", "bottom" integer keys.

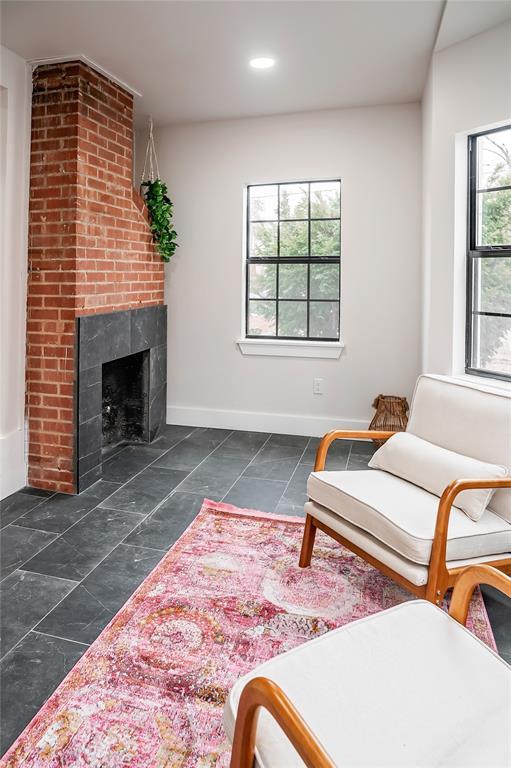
[
  {"left": 1, "top": 425, "right": 510, "bottom": 755},
  {"left": 76, "top": 306, "right": 167, "bottom": 492}
]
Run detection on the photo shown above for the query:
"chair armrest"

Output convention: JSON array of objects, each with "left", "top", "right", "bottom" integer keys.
[
  {"left": 229, "top": 676, "right": 334, "bottom": 768},
  {"left": 314, "top": 430, "right": 395, "bottom": 471},
  {"left": 449, "top": 564, "right": 511, "bottom": 625},
  {"left": 429, "top": 477, "right": 511, "bottom": 596}
]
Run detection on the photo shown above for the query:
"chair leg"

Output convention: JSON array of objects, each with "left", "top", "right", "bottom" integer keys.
[
  {"left": 425, "top": 568, "right": 448, "bottom": 605},
  {"left": 299, "top": 514, "right": 317, "bottom": 568}
]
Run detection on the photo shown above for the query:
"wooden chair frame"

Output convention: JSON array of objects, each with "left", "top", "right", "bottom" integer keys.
[
  {"left": 298, "top": 430, "right": 511, "bottom": 603},
  {"left": 229, "top": 565, "right": 511, "bottom": 768}
]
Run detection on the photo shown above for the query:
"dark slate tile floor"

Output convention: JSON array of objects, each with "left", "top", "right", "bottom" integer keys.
[{"left": 0, "top": 424, "right": 510, "bottom": 755}]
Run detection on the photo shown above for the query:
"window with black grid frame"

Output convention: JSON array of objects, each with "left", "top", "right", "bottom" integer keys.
[
  {"left": 466, "top": 125, "right": 511, "bottom": 382},
  {"left": 246, "top": 180, "right": 341, "bottom": 340}
]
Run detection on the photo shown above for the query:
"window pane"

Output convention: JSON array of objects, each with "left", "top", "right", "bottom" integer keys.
[
  {"left": 477, "top": 189, "right": 511, "bottom": 246},
  {"left": 311, "top": 219, "right": 340, "bottom": 256},
  {"left": 279, "top": 184, "right": 308, "bottom": 219},
  {"left": 474, "top": 257, "right": 511, "bottom": 314},
  {"left": 278, "top": 264, "right": 307, "bottom": 299},
  {"left": 472, "top": 314, "right": 511, "bottom": 375},
  {"left": 309, "top": 301, "right": 340, "bottom": 338},
  {"left": 249, "top": 185, "right": 278, "bottom": 221},
  {"left": 310, "top": 181, "right": 340, "bottom": 218},
  {"left": 250, "top": 222, "right": 278, "bottom": 257},
  {"left": 248, "top": 300, "right": 276, "bottom": 336},
  {"left": 279, "top": 220, "right": 308, "bottom": 257},
  {"left": 278, "top": 301, "right": 307, "bottom": 337},
  {"left": 249, "top": 264, "right": 276, "bottom": 299},
  {"left": 310, "top": 263, "right": 339, "bottom": 299},
  {"left": 477, "top": 130, "right": 511, "bottom": 189}
]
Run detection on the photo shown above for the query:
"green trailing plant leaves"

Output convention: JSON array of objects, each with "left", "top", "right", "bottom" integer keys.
[{"left": 141, "top": 179, "right": 178, "bottom": 262}]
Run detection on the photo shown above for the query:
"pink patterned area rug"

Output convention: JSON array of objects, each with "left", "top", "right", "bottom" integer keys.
[{"left": 2, "top": 500, "right": 495, "bottom": 767}]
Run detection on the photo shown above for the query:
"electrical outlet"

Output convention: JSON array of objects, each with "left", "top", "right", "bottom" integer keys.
[{"left": 313, "top": 377, "right": 324, "bottom": 395}]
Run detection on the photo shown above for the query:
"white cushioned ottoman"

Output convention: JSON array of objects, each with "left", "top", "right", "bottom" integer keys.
[{"left": 224, "top": 601, "right": 511, "bottom": 767}]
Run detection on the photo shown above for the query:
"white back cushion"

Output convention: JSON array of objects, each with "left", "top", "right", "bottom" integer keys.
[
  {"left": 368, "top": 432, "right": 508, "bottom": 521},
  {"left": 407, "top": 376, "right": 511, "bottom": 521}
]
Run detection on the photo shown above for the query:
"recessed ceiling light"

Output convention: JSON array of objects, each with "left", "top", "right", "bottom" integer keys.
[{"left": 250, "top": 57, "right": 275, "bottom": 70}]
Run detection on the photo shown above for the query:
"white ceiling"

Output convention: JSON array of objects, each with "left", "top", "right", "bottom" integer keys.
[
  {"left": 1, "top": 0, "right": 445, "bottom": 125},
  {"left": 435, "top": 0, "right": 511, "bottom": 51},
  {"left": 1, "top": 0, "right": 508, "bottom": 126}
]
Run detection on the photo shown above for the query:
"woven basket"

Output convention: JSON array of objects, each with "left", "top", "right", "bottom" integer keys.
[{"left": 369, "top": 395, "right": 409, "bottom": 446}]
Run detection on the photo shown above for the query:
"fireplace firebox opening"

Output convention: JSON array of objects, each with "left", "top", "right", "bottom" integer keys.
[{"left": 102, "top": 351, "right": 149, "bottom": 452}]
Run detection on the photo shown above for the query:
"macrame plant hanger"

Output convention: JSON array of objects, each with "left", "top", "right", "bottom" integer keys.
[{"left": 140, "top": 116, "right": 160, "bottom": 188}]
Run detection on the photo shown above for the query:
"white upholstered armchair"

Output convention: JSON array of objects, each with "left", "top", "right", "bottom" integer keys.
[{"left": 299, "top": 375, "right": 511, "bottom": 603}]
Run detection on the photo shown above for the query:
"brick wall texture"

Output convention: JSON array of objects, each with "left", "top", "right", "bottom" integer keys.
[{"left": 26, "top": 61, "right": 164, "bottom": 493}]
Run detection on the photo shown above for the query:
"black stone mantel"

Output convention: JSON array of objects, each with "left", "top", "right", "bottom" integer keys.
[{"left": 75, "top": 306, "right": 167, "bottom": 493}]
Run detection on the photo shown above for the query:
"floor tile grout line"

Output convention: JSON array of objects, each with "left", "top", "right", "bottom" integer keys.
[
  {"left": 345, "top": 441, "right": 353, "bottom": 469},
  {"left": 4, "top": 525, "right": 154, "bottom": 660},
  {"left": 20, "top": 516, "right": 149, "bottom": 596},
  {"left": 0, "top": 492, "right": 131, "bottom": 585},
  {"left": 0, "top": 490, "right": 128, "bottom": 575},
  {"left": 16, "top": 534, "right": 171, "bottom": 657},
  {"left": 101, "top": 442, "right": 132, "bottom": 466},
  {"left": 0, "top": 532, "right": 63, "bottom": 586},
  {"left": 30, "top": 629, "right": 90, "bottom": 647},
  {"left": 97, "top": 426, "right": 201, "bottom": 489},
  {"left": 4, "top": 523, "right": 59, "bottom": 535},
  {"left": 2, "top": 492, "right": 58, "bottom": 529},
  {"left": 120, "top": 541, "right": 167, "bottom": 553},
  {"left": 97, "top": 426, "right": 210, "bottom": 507},
  {"left": 218, "top": 433, "right": 312, "bottom": 507},
  {"left": 0, "top": 577, "right": 89, "bottom": 663},
  {"left": 127, "top": 429, "right": 238, "bottom": 522},
  {"left": 14, "top": 525, "right": 173, "bottom": 655},
  {"left": 272, "top": 439, "right": 312, "bottom": 511},
  {"left": 9, "top": 482, "right": 122, "bottom": 535},
  {"left": 219, "top": 433, "right": 277, "bottom": 503},
  {"left": 14, "top": 569, "right": 79, "bottom": 585},
  {"left": 83, "top": 429, "right": 234, "bottom": 552}
]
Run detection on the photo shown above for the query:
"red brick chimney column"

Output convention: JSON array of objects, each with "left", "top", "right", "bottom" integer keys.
[{"left": 26, "top": 62, "right": 164, "bottom": 493}]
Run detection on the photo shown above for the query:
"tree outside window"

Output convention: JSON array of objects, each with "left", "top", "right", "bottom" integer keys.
[
  {"left": 467, "top": 126, "right": 511, "bottom": 381},
  {"left": 246, "top": 180, "right": 341, "bottom": 341}
]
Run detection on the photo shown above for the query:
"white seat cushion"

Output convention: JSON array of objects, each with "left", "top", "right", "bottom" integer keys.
[
  {"left": 307, "top": 470, "right": 511, "bottom": 565},
  {"left": 305, "top": 501, "right": 511, "bottom": 586},
  {"left": 224, "top": 601, "right": 511, "bottom": 768}
]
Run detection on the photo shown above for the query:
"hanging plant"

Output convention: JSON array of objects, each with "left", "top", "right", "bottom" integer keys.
[
  {"left": 140, "top": 117, "right": 178, "bottom": 263},
  {"left": 141, "top": 178, "right": 178, "bottom": 262}
]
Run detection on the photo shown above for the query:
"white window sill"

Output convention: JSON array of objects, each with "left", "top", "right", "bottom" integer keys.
[
  {"left": 236, "top": 338, "right": 344, "bottom": 359},
  {"left": 451, "top": 373, "right": 511, "bottom": 393}
]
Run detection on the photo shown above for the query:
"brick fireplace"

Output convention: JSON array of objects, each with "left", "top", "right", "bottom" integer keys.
[{"left": 26, "top": 61, "right": 165, "bottom": 494}]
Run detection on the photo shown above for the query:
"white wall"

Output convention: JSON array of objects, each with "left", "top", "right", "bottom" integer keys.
[
  {"left": 0, "top": 46, "right": 31, "bottom": 498},
  {"left": 145, "top": 103, "right": 422, "bottom": 435},
  {"left": 422, "top": 22, "right": 511, "bottom": 375}
]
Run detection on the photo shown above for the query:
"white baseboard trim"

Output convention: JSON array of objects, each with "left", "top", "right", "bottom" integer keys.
[
  {"left": 0, "top": 427, "right": 27, "bottom": 500},
  {"left": 166, "top": 405, "right": 369, "bottom": 438}
]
